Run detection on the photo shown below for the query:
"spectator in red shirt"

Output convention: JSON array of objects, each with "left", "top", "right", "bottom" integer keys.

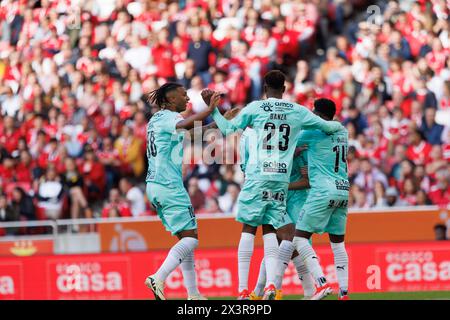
[
  {"left": 0, "top": 116, "right": 21, "bottom": 155},
  {"left": 197, "top": 198, "right": 223, "bottom": 214},
  {"left": 400, "top": 178, "right": 418, "bottom": 206},
  {"left": 188, "top": 177, "right": 205, "bottom": 211},
  {"left": 0, "top": 155, "right": 14, "bottom": 186},
  {"left": 152, "top": 28, "right": 176, "bottom": 81},
  {"left": 101, "top": 188, "right": 132, "bottom": 218},
  {"left": 272, "top": 18, "right": 299, "bottom": 67},
  {"left": 406, "top": 128, "right": 432, "bottom": 165},
  {"left": 132, "top": 110, "right": 147, "bottom": 151},
  {"left": 80, "top": 147, "right": 106, "bottom": 202},
  {"left": 37, "top": 137, "right": 60, "bottom": 169},
  {"left": 428, "top": 166, "right": 450, "bottom": 206},
  {"left": 97, "top": 136, "right": 121, "bottom": 195},
  {"left": 416, "top": 189, "right": 432, "bottom": 206},
  {"left": 15, "top": 150, "right": 34, "bottom": 183}
]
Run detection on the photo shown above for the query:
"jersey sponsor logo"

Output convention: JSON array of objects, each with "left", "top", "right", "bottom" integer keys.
[
  {"left": 334, "top": 136, "right": 348, "bottom": 144},
  {"left": 152, "top": 112, "right": 163, "bottom": 120},
  {"left": 335, "top": 180, "right": 350, "bottom": 191},
  {"left": 298, "top": 209, "right": 305, "bottom": 221},
  {"left": 147, "top": 168, "right": 155, "bottom": 180},
  {"left": 262, "top": 160, "right": 287, "bottom": 173},
  {"left": 262, "top": 190, "right": 285, "bottom": 202},
  {"left": 274, "top": 101, "right": 293, "bottom": 108},
  {"left": 327, "top": 199, "right": 348, "bottom": 208},
  {"left": 269, "top": 113, "right": 287, "bottom": 120},
  {"left": 260, "top": 102, "right": 273, "bottom": 112}
]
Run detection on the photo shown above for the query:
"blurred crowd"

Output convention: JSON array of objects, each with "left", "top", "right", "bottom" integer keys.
[{"left": 0, "top": 0, "right": 449, "bottom": 235}]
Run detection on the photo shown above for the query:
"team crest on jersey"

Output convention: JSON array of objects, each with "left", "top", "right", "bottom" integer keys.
[
  {"left": 152, "top": 112, "right": 163, "bottom": 120},
  {"left": 260, "top": 102, "right": 273, "bottom": 112}
]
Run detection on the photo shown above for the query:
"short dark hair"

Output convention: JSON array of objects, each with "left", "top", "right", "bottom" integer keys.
[
  {"left": 264, "top": 70, "right": 285, "bottom": 90},
  {"left": 147, "top": 82, "right": 183, "bottom": 107},
  {"left": 314, "top": 98, "right": 336, "bottom": 120},
  {"left": 413, "top": 128, "right": 426, "bottom": 141}
]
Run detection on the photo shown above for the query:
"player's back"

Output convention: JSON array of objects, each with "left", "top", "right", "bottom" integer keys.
[
  {"left": 299, "top": 127, "right": 349, "bottom": 195},
  {"left": 212, "top": 97, "right": 344, "bottom": 183},
  {"left": 146, "top": 109, "right": 185, "bottom": 187},
  {"left": 243, "top": 98, "right": 307, "bottom": 183}
]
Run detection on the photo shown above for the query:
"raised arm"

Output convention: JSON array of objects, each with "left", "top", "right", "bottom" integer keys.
[
  {"left": 299, "top": 107, "right": 343, "bottom": 134},
  {"left": 175, "top": 92, "right": 221, "bottom": 130},
  {"left": 201, "top": 89, "right": 253, "bottom": 135}
]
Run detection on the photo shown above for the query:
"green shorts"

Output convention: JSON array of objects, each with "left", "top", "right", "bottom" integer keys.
[
  {"left": 237, "top": 179, "right": 288, "bottom": 228},
  {"left": 296, "top": 191, "right": 348, "bottom": 235},
  {"left": 278, "top": 189, "right": 309, "bottom": 229},
  {"left": 146, "top": 182, "right": 197, "bottom": 235}
]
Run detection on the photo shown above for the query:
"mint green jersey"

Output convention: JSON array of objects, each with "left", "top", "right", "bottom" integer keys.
[
  {"left": 239, "top": 127, "right": 253, "bottom": 174},
  {"left": 298, "top": 127, "right": 349, "bottom": 194},
  {"left": 280, "top": 140, "right": 309, "bottom": 226},
  {"left": 290, "top": 145, "right": 308, "bottom": 184},
  {"left": 212, "top": 98, "right": 344, "bottom": 183},
  {"left": 146, "top": 109, "right": 185, "bottom": 187},
  {"left": 288, "top": 146, "right": 309, "bottom": 204}
]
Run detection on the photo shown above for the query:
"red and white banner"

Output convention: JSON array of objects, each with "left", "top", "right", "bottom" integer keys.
[{"left": 1, "top": 241, "right": 450, "bottom": 299}]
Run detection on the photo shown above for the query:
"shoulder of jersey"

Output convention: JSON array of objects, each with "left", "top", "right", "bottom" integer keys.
[
  {"left": 337, "top": 124, "right": 348, "bottom": 134},
  {"left": 151, "top": 111, "right": 165, "bottom": 121}
]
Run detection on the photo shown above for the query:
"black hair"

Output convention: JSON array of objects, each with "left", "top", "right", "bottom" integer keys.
[
  {"left": 413, "top": 128, "right": 426, "bottom": 141},
  {"left": 147, "top": 82, "right": 183, "bottom": 108},
  {"left": 314, "top": 98, "right": 336, "bottom": 120},
  {"left": 264, "top": 70, "right": 286, "bottom": 90},
  {"left": 13, "top": 186, "right": 26, "bottom": 198}
]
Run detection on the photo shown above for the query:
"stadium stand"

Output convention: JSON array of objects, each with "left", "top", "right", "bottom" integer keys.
[{"left": 0, "top": 0, "right": 448, "bottom": 235}]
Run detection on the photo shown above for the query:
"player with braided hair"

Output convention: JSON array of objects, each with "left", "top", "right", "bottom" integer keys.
[{"left": 144, "top": 83, "right": 221, "bottom": 300}]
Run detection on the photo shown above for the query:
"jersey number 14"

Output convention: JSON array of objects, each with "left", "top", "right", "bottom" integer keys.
[{"left": 332, "top": 145, "right": 347, "bottom": 173}]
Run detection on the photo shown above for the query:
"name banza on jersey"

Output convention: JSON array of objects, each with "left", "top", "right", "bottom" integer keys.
[
  {"left": 299, "top": 128, "right": 350, "bottom": 194},
  {"left": 214, "top": 97, "right": 343, "bottom": 183},
  {"left": 146, "top": 110, "right": 185, "bottom": 187}
]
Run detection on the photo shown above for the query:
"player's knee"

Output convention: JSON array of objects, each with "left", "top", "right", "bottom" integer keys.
[
  {"left": 329, "top": 234, "right": 345, "bottom": 243},
  {"left": 242, "top": 224, "right": 257, "bottom": 235},
  {"left": 178, "top": 229, "right": 199, "bottom": 241},
  {"left": 293, "top": 236, "right": 310, "bottom": 248},
  {"left": 276, "top": 224, "right": 295, "bottom": 241},
  {"left": 262, "top": 224, "right": 276, "bottom": 235},
  {"left": 295, "top": 229, "right": 312, "bottom": 239},
  {"left": 182, "top": 236, "right": 199, "bottom": 250}
]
